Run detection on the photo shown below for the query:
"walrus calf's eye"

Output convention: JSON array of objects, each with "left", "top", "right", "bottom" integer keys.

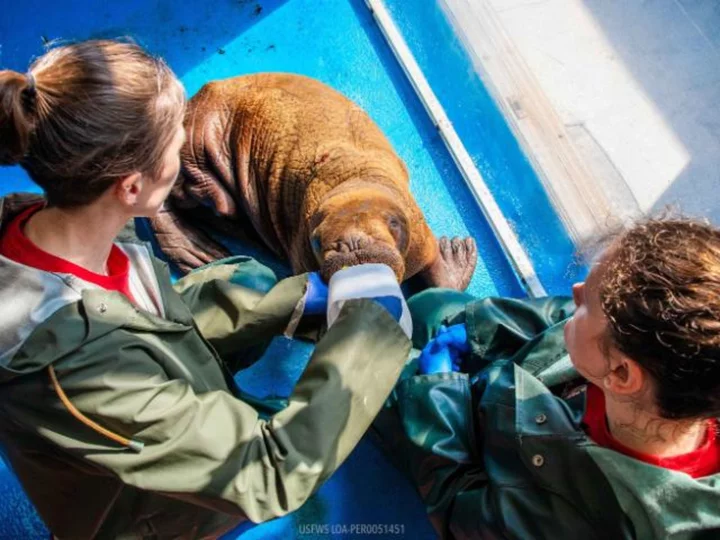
[{"left": 387, "top": 215, "right": 409, "bottom": 253}]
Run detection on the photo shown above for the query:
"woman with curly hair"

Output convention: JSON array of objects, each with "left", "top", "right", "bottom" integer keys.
[{"left": 376, "top": 217, "right": 720, "bottom": 539}]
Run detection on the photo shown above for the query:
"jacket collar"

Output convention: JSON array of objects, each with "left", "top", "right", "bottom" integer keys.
[
  {"left": 494, "top": 360, "right": 720, "bottom": 538},
  {"left": 0, "top": 220, "right": 192, "bottom": 380}
]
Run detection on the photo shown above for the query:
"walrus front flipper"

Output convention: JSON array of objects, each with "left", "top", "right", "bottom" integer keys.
[
  {"left": 420, "top": 236, "right": 478, "bottom": 291},
  {"left": 149, "top": 203, "right": 231, "bottom": 274}
]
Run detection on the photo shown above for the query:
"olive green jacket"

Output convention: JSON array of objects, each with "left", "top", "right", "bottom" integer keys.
[
  {"left": 0, "top": 195, "right": 411, "bottom": 539},
  {"left": 375, "top": 291, "right": 720, "bottom": 540}
]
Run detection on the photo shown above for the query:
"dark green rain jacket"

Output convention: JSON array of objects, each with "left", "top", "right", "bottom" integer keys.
[
  {"left": 0, "top": 194, "right": 411, "bottom": 539},
  {"left": 374, "top": 289, "right": 720, "bottom": 540}
]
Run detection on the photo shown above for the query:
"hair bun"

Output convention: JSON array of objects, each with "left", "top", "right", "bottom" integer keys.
[{"left": 0, "top": 69, "right": 36, "bottom": 165}]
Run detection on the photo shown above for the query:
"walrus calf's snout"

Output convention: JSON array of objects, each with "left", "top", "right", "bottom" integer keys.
[
  {"left": 321, "top": 242, "right": 405, "bottom": 283},
  {"left": 331, "top": 232, "right": 371, "bottom": 253}
]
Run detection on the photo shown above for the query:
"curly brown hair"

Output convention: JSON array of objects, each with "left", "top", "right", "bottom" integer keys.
[{"left": 598, "top": 218, "right": 720, "bottom": 420}]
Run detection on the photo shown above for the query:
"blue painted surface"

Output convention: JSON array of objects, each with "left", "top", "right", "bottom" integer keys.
[
  {"left": 0, "top": 461, "right": 47, "bottom": 539},
  {"left": 384, "top": 0, "right": 585, "bottom": 294},
  {"left": 0, "top": 0, "right": 522, "bottom": 299},
  {"left": 0, "top": 0, "right": 579, "bottom": 538}
]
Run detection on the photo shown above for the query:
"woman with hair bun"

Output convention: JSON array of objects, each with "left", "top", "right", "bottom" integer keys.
[{"left": 0, "top": 39, "right": 412, "bottom": 539}]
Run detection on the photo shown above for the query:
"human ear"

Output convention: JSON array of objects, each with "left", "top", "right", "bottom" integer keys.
[
  {"left": 605, "top": 355, "right": 645, "bottom": 396},
  {"left": 116, "top": 172, "right": 143, "bottom": 208}
]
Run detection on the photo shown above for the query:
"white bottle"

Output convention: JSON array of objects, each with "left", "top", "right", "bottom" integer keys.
[{"left": 326, "top": 263, "right": 412, "bottom": 339}]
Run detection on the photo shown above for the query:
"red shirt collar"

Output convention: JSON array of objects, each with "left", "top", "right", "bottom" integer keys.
[
  {"left": 0, "top": 203, "right": 135, "bottom": 302},
  {"left": 583, "top": 383, "right": 720, "bottom": 478}
]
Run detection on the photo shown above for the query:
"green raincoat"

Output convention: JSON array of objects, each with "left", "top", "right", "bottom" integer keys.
[
  {"left": 0, "top": 194, "right": 411, "bottom": 539},
  {"left": 374, "top": 289, "right": 720, "bottom": 539}
]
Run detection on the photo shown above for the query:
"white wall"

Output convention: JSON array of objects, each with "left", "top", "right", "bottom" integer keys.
[{"left": 444, "top": 0, "right": 720, "bottom": 233}]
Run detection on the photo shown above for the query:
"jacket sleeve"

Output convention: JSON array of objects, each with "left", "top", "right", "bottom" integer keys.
[
  {"left": 385, "top": 296, "right": 602, "bottom": 539},
  {"left": 391, "top": 371, "right": 607, "bottom": 539},
  {"left": 389, "top": 372, "right": 487, "bottom": 536},
  {"left": 20, "top": 299, "right": 410, "bottom": 523},
  {"left": 171, "top": 258, "right": 314, "bottom": 359},
  {"left": 462, "top": 295, "right": 575, "bottom": 376}
]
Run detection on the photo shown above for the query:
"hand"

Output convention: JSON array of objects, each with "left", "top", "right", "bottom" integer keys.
[
  {"left": 432, "top": 324, "right": 470, "bottom": 353},
  {"left": 418, "top": 324, "right": 470, "bottom": 374},
  {"left": 303, "top": 272, "right": 329, "bottom": 315}
]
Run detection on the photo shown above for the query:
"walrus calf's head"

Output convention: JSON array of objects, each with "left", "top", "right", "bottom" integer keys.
[{"left": 309, "top": 184, "right": 410, "bottom": 283}]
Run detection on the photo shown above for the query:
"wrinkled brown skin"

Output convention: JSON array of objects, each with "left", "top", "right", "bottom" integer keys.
[{"left": 150, "top": 73, "right": 477, "bottom": 289}]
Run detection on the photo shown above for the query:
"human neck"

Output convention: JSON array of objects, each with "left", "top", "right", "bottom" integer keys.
[
  {"left": 24, "top": 201, "right": 130, "bottom": 275},
  {"left": 604, "top": 392, "right": 708, "bottom": 457}
]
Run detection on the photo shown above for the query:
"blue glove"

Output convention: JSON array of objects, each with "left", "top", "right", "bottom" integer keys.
[
  {"left": 371, "top": 295, "right": 403, "bottom": 322},
  {"left": 303, "top": 272, "right": 329, "bottom": 315},
  {"left": 418, "top": 324, "right": 470, "bottom": 374}
]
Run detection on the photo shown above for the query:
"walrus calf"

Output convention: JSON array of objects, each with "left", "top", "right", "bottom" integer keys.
[{"left": 150, "top": 73, "right": 477, "bottom": 289}]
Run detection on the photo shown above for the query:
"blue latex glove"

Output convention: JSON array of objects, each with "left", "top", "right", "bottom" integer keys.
[
  {"left": 418, "top": 324, "right": 470, "bottom": 374},
  {"left": 371, "top": 295, "right": 403, "bottom": 322},
  {"left": 303, "top": 272, "right": 329, "bottom": 315}
]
